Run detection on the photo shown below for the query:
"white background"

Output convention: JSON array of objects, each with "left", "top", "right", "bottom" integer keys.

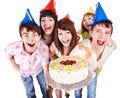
[{"left": 0, "top": 0, "right": 120, "bottom": 98}]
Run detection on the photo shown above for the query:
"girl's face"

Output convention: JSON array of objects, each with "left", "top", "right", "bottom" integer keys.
[
  {"left": 58, "top": 28, "right": 72, "bottom": 47},
  {"left": 82, "top": 14, "right": 94, "bottom": 31},
  {"left": 90, "top": 24, "right": 112, "bottom": 48},
  {"left": 41, "top": 16, "right": 55, "bottom": 35},
  {"left": 20, "top": 27, "right": 41, "bottom": 54}
]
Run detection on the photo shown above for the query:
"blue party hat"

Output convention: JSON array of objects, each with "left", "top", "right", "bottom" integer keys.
[
  {"left": 20, "top": 8, "right": 37, "bottom": 26},
  {"left": 91, "top": 2, "right": 112, "bottom": 26}
]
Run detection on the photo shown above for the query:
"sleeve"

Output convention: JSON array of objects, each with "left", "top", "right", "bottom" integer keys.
[
  {"left": 41, "top": 43, "right": 49, "bottom": 67},
  {"left": 5, "top": 42, "right": 18, "bottom": 58},
  {"left": 97, "top": 46, "right": 114, "bottom": 68}
]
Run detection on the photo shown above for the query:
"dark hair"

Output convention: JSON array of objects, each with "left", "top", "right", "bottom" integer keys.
[
  {"left": 91, "top": 20, "right": 113, "bottom": 33},
  {"left": 89, "top": 21, "right": 113, "bottom": 40},
  {"left": 54, "top": 19, "right": 78, "bottom": 55},
  {"left": 39, "top": 10, "right": 58, "bottom": 37},
  {"left": 19, "top": 23, "right": 41, "bottom": 36}
]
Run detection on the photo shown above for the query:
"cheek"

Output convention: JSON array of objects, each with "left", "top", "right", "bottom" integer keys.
[
  {"left": 21, "top": 36, "right": 28, "bottom": 43},
  {"left": 51, "top": 21, "right": 55, "bottom": 27},
  {"left": 91, "top": 33, "right": 99, "bottom": 38},
  {"left": 106, "top": 35, "right": 111, "bottom": 41},
  {"left": 68, "top": 35, "right": 72, "bottom": 40},
  {"left": 41, "top": 22, "right": 44, "bottom": 28},
  {"left": 58, "top": 36, "right": 62, "bottom": 41}
]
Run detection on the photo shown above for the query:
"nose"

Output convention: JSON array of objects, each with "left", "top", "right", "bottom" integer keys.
[
  {"left": 62, "top": 33, "right": 68, "bottom": 40},
  {"left": 29, "top": 35, "right": 34, "bottom": 42},
  {"left": 100, "top": 32, "right": 106, "bottom": 38},
  {"left": 44, "top": 20, "right": 48, "bottom": 25}
]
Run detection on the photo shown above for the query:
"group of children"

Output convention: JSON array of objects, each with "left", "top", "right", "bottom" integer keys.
[{"left": 5, "top": 0, "right": 117, "bottom": 98}]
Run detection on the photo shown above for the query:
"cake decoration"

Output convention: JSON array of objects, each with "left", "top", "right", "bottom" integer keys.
[
  {"left": 49, "top": 55, "right": 88, "bottom": 84},
  {"left": 50, "top": 55, "right": 85, "bottom": 71}
]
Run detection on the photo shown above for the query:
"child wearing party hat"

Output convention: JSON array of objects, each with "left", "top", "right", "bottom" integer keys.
[
  {"left": 78, "top": 6, "right": 94, "bottom": 40},
  {"left": 5, "top": 9, "right": 50, "bottom": 98},
  {"left": 39, "top": 0, "right": 58, "bottom": 46},
  {"left": 39, "top": 0, "right": 58, "bottom": 98},
  {"left": 49, "top": 14, "right": 78, "bottom": 98},
  {"left": 71, "top": 2, "right": 117, "bottom": 98}
]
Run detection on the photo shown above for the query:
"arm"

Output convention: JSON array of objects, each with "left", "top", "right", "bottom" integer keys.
[
  {"left": 49, "top": 44, "right": 58, "bottom": 60},
  {"left": 43, "top": 64, "right": 49, "bottom": 75},
  {"left": 9, "top": 56, "right": 19, "bottom": 71},
  {"left": 107, "top": 37, "right": 117, "bottom": 50}
]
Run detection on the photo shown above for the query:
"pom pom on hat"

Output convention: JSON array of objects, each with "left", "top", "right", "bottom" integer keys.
[
  {"left": 20, "top": 9, "right": 37, "bottom": 26},
  {"left": 86, "top": 6, "right": 94, "bottom": 14},
  {"left": 40, "top": 0, "right": 57, "bottom": 17},
  {"left": 91, "top": 2, "right": 112, "bottom": 27},
  {"left": 62, "top": 14, "right": 74, "bottom": 25}
]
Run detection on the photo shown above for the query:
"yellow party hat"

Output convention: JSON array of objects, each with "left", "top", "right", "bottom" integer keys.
[{"left": 86, "top": 6, "right": 94, "bottom": 14}]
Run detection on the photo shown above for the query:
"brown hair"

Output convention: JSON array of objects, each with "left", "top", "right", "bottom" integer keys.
[
  {"left": 89, "top": 21, "right": 113, "bottom": 40},
  {"left": 79, "top": 13, "right": 94, "bottom": 35},
  {"left": 91, "top": 21, "right": 113, "bottom": 33},
  {"left": 19, "top": 24, "right": 41, "bottom": 36},
  {"left": 54, "top": 19, "right": 78, "bottom": 55}
]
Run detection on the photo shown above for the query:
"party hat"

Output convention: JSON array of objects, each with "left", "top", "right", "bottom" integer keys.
[
  {"left": 92, "top": 2, "right": 112, "bottom": 26},
  {"left": 62, "top": 14, "right": 74, "bottom": 25},
  {"left": 20, "top": 9, "right": 36, "bottom": 26},
  {"left": 86, "top": 6, "right": 94, "bottom": 14},
  {"left": 40, "top": 0, "right": 57, "bottom": 16}
]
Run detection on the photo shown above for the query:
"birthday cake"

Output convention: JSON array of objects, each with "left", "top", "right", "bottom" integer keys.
[{"left": 49, "top": 55, "right": 88, "bottom": 84}]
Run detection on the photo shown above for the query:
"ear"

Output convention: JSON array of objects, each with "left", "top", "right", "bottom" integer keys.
[{"left": 21, "top": 36, "right": 23, "bottom": 41}]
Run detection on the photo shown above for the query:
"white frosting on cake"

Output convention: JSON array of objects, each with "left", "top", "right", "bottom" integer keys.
[{"left": 49, "top": 55, "right": 88, "bottom": 84}]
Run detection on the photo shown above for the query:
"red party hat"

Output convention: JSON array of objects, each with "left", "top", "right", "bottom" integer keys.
[
  {"left": 62, "top": 14, "right": 74, "bottom": 25},
  {"left": 40, "top": 0, "right": 57, "bottom": 16}
]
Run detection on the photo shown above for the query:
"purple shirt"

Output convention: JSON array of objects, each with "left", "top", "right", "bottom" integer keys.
[{"left": 5, "top": 41, "right": 49, "bottom": 77}]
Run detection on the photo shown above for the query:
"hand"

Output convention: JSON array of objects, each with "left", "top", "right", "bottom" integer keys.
[{"left": 94, "top": 66, "right": 99, "bottom": 73}]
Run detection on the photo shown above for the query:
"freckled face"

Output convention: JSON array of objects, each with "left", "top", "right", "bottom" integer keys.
[
  {"left": 82, "top": 14, "right": 94, "bottom": 31},
  {"left": 58, "top": 28, "right": 72, "bottom": 47},
  {"left": 41, "top": 16, "right": 55, "bottom": 35},
  {"left": 91, "top": 24, "right": 112, "bottom": 48},
  {"left": 20, "top": 27, "right": 41, "bottom": 54}
]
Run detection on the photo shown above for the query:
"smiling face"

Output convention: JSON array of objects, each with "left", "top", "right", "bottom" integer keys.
[
  {"left": 58, "top": 28, "right": 72, "bottom": 47},
  {"left": 90, "top": 23, "right": 112, "bottom": 48},
  {"left": 20, "top": 27, "right": 41, "bottom": 54},
  {"left": 41, "top": 16, "right": 55, "bottom": 35},
  {"left": 82, "top": 14, "right": 94, "bottom": 31}
]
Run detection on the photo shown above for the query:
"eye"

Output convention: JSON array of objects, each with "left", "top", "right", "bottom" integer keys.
[
  {"left": 95, "top": 30, "right": 101, "bottom": 33},
  {"left": 23, "top": 33, "right": 29, "bottom": 37},
  {"left": 41, "top": 19, "right": 45, "bottom": 22},
  {"left": 105, "top": 31, "right": 111, "bottom": 35},
  {"left": 66, "top": 31, "right": 71, "bottom": 34},
  {"left": 58, "top": 32, "right": 62, "bottom": 35},
  {"left": 49, "top": 18, "right": 54, "bottom": 21},
  {"left": 33, "top": 32, "right": 38, "bottom": 37}
]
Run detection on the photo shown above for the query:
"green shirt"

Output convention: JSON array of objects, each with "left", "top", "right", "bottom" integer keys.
[{"left": 82, "top": 31, "right": 89, "bottom": 40}]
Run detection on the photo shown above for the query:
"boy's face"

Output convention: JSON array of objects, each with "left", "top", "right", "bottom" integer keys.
[
  {"left": 20, "top": 27, "right": 41, "bottom": 54},
  {"left": 41, "top": 16, "right": 55, "bottom": 35},
  {"left": 90, "top": 24, "right": 112, "bottom": 47}
]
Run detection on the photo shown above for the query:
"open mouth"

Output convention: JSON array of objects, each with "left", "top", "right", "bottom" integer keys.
[
  {"left": 97, "top": 40, "right": 105, "bottom": 46},
  {"left": 62, "top": 39, "right": 70, "bottom": 45},
  {"left": 45, "top": 27, "right": 51, "bottom": 32},
  {"left": 28, "top": 43, "right": 35, "bottom": 47}
]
